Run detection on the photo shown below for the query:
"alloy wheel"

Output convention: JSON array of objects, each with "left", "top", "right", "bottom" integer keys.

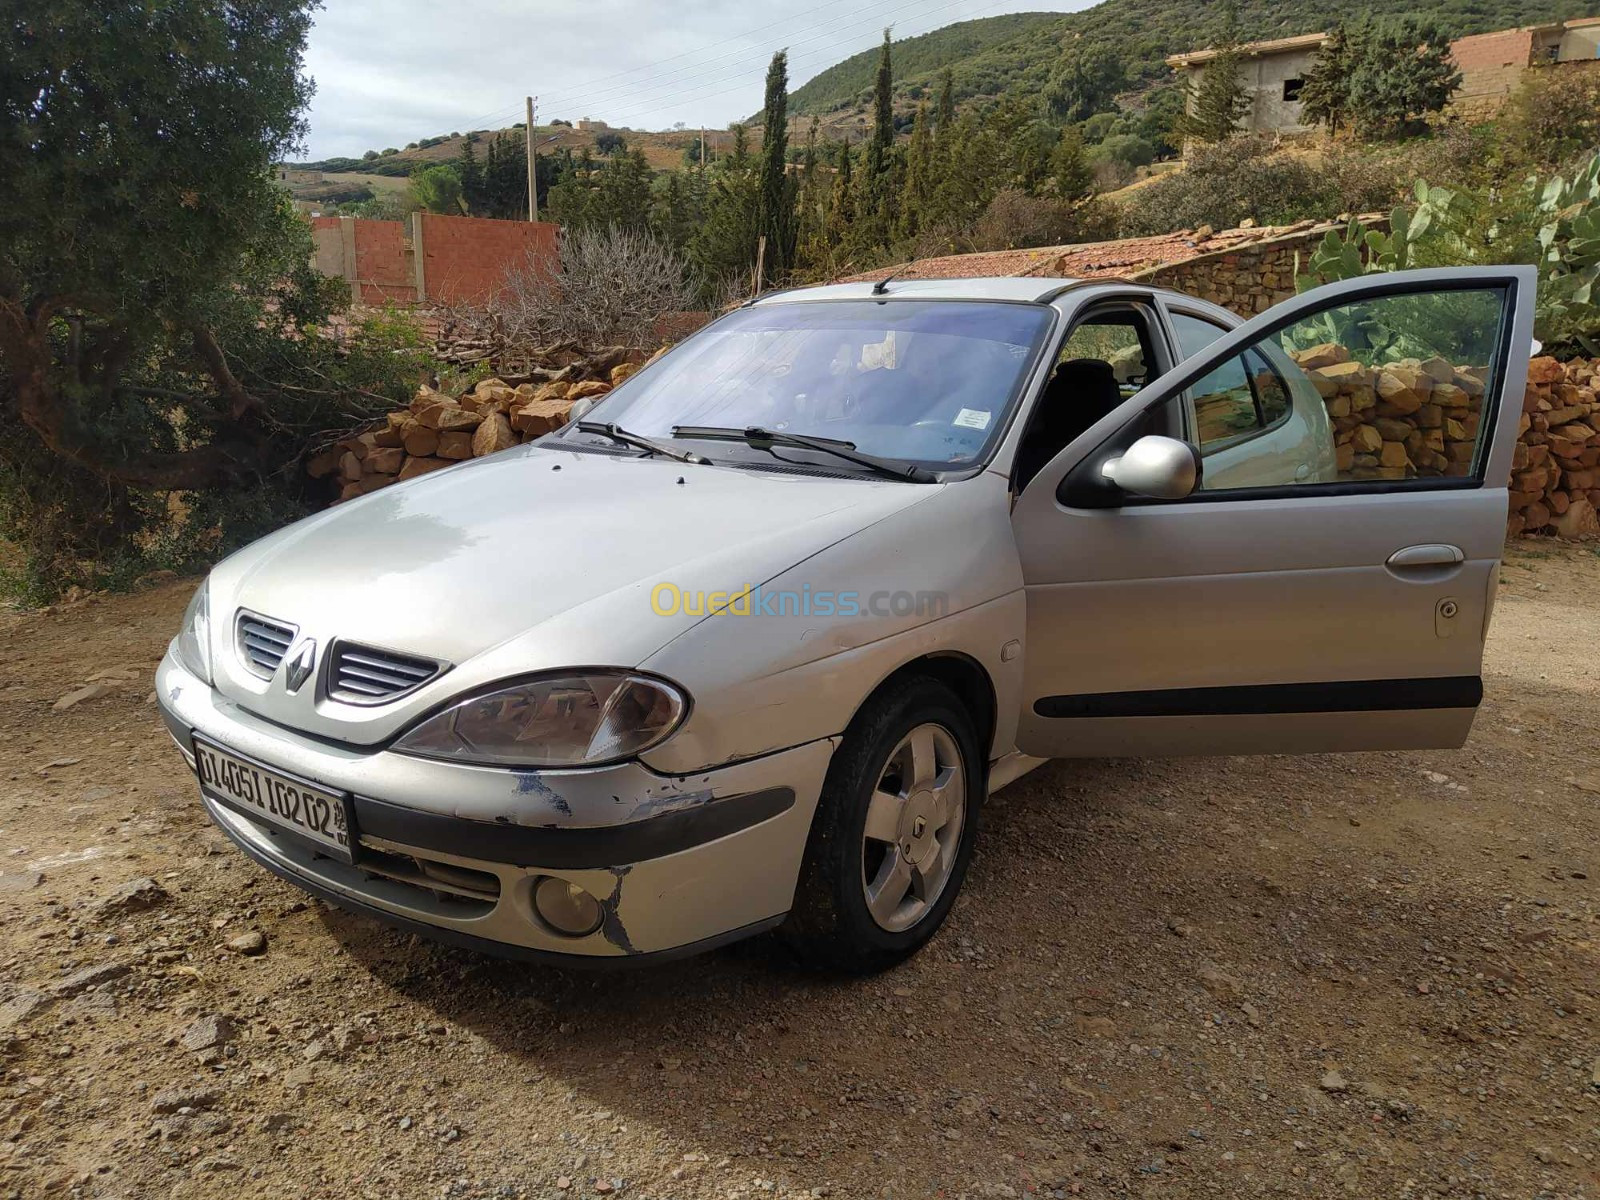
[{"left": 859, "top": 722, "right": 966, "bottom": 933}]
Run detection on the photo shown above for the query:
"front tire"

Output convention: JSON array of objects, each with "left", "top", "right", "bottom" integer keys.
[{"left": 781, "top": 676, "right": 982, "bottom": 974}]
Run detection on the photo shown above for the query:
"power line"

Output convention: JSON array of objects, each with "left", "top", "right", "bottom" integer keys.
[
  {"left": 589, "top": 0, "right": 1013, "bottom": 127},
  {"left": 530, "top": 0, "right": 872, "bottom": 101},
  {"left": 534, "top": 0, "right": 918, "bottom": 112},
  {"left": 433, "top": 0, "right": 1010, "bottom": 147},
  {"left": 548, "top": 0, "right": 1008, "bottom": 128}
]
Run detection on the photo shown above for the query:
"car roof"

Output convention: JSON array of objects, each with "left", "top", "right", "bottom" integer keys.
[{"left": 751, "top": 277, "right": 1121, "bottom": 305}]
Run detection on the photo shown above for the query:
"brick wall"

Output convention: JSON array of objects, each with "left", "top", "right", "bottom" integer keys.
[
  {"left": 306, "top": 214, "right": 559, "bottom": 307},
  {"left": 1450, "top": 28, "right": 1537, "bottom": 120},
  {"left": 417, "top": 213, "right": 558, "bottom": 306}
]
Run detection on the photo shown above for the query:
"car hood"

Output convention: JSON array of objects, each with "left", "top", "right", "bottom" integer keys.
[{"left": 207, "top": 445, "right": 937, "bottom": 737}]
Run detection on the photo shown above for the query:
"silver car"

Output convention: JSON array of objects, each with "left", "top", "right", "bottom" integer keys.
[{"left": 157, "top": 267, "right": 1535, "bottom": 972}]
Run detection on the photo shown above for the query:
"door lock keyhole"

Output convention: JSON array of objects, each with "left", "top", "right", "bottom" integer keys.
[{"left": 1436, "top": 597, "right": 1460, "bottom": 638}]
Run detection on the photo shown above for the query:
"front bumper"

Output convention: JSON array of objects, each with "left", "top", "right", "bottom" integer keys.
[{"left": 155, "top": 651, "right": 834, "bottom": 962}]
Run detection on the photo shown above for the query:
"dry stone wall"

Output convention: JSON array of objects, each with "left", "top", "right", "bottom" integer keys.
[
  {"left": 307, "top": 354, "right": 644, "bottom": 501},
  {"left": 1290, "top": 349, "right": 1599, "bottom": 538},
  {"left": 1509, "top": 356, "right": 1600, "bottom": 539}
]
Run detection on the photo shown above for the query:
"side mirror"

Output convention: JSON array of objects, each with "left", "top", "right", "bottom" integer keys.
[{"left": 1100, "top": 435, "right": 1200, "bottom": 501}]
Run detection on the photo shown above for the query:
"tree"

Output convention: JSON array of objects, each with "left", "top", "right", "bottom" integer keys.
[
  {"left": 898, "top": 103, "right": 934, "bottom": 240},
  {"left": 1051, "top": 129, "right": 1095, "bottom": 201},
  {"left": 0, "top": 0, "right": 428, "bottom": 593},
  {"left": 1044, "top": 39, "right": 1126, "bottom": 123},
  {"left": 935, "top": 68, "right": 956, "bottom": 137},
  {"left": 411, "top": 164, "right": 463, "bottom": 214},
  {"left": 1298, "top": 24, "right": 1351, "bottom": 135},
  {"left": 1176, "top": 44, "right": 1253, "bottom": 145},
  {"left": 456, "top": 136, "right": 484, "bottom": 212},
  {"left": 757, "top": 51, "right": 796, "bottom": 282},
  {"left": 0, "top": 0, "right": 312, "bottom": 491},
  {"left": 1345, "top": 18, "right": 1461, "bottom": 139},
  {"left": 688, "top": 123, "right": 761, "bottom": 297},
  {"left": 861, "top": 28, "right": 896, "bottom": 245},
  {"left": 594, "top": 131, "right": 627, "bottom": 156}
]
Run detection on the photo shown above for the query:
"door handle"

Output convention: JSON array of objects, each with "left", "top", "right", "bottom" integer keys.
[{"left": 1386, "top": 544, "right": 1465, "bottom": 569}]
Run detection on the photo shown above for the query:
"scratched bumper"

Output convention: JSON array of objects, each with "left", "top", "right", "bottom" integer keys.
[{"left": 155, "top": 649, "right": 834, "bottom": 960}]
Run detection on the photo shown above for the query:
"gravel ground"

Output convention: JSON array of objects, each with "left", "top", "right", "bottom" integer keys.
[{"left": 2, "top": 541, "right": 1599, "bottom": 1200}]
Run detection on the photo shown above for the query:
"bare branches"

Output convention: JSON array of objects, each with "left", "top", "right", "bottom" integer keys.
[{"left": 496, "top": 226, "right": 698, "bottom": 351}]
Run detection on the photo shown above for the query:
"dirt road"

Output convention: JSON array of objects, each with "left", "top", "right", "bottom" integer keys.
[{"left": 2, "top": 543, "right": 1599, "bottom": 1200}]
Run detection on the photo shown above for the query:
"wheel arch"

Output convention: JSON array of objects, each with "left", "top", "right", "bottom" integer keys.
[{"left": 858, "top": 652, "right": 998, "bottom": 770}]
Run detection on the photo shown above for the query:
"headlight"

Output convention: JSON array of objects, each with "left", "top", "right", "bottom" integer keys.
[
  {"left": 393, "top": 672, "right": 688, "bottom": 768},
  {"left": 174, "top": 581, "right": 212, "bottom": 685}
]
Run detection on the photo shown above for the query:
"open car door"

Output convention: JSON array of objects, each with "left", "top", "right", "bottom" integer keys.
[{"left": 1010, "top": 267, "right": 1536, "bottom": 759}]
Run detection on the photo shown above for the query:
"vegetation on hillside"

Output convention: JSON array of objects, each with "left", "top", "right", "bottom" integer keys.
[{"left": 788, "top": 0, "right": 1568, "bottom": 122}]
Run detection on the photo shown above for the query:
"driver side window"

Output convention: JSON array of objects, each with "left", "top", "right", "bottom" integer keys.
[{"left": 1014, "top": 306, "right": 1160, "bottom": 492}]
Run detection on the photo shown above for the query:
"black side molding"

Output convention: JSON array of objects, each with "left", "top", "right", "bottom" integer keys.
[
  {"left": 353, "top": 787, "right": 796, "bottom": 869},
  {"left": 1034, "top": 676, "right": 1483, "bottom": 720}
]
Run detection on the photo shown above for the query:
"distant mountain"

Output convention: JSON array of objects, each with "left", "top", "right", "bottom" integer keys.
[{"left": 790, "top": 0, "right": 1571, "bottom": 120}]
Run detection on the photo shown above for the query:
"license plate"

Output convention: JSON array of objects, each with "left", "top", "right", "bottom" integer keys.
[{"left": 193, "top": 737, "right": 356, "bottom": 863}]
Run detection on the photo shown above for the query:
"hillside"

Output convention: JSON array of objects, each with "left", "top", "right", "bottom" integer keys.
[
  {"left": 296, "top": 126, "right": 731, "bottom": 182},
  {"left": 790, "top": 0, "right": 1573, "bottom": 118}
]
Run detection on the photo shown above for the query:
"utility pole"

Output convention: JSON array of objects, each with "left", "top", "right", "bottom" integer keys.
[
  {"left": 699, "top": 127, "right": 706, "bottom": 171},
  {"left": 525, "top": 95, "right": 538, "bottom": 222}
]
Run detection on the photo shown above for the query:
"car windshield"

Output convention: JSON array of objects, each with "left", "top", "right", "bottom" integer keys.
[{"left": 563, "top": 299, "right": 1054, "bottom": 470}]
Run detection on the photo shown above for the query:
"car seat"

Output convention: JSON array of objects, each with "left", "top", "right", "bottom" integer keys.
[{"left": 1013, "top": 358, "right": 1125, "bottom": 491}]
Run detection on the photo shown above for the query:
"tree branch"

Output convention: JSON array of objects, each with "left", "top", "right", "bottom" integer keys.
[{"left": 190, "top": 323, "right": 260, "bottom": 420}]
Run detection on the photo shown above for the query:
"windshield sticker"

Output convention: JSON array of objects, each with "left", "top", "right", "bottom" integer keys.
[
  {"left": 860, "top": 332, "right": 897, "bottom": 371},
  {"left": 953, "top": 408, "right": 991, "bottom": 431}
]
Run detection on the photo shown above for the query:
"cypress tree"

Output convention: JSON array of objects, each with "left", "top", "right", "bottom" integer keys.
[
  {"left": 456, "top": 136, "right": 483, "bottom": 215},
  {"left": 935, "top": 67, "right": 956, "bottom": 137},
  {"left": 898, "top": 102, "right": 933, "bottom": 241},
  {"left": 757, "top": 50, "right": 796, "bottom": 281},
  {"left": 862, "top": 28, "right": 895, "bottom": 247}
]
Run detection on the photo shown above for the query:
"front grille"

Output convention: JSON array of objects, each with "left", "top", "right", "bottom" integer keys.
[
  {"left": 328, "top": 641, "right": 443, "bottom": 705},
  {"left": 236, "top": 611, "right": 297, "bottom": 678}
]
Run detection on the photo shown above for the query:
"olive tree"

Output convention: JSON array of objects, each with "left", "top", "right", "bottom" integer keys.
[{"left": 0, "top": 0, "right": 429, "bottom": 594}]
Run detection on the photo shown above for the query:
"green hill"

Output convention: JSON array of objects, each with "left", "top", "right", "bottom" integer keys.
[{"left": 790, "top": 0, "right": 1572, "bottom": 119}]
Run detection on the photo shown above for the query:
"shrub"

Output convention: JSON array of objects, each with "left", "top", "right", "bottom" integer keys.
[
  {"left": 1497, "top": 67, "right": 1600, "bottom": 172},
  {"left": 1298, "top": 152, "right": 1600, "bottom": 353},
  {"left": 970, "top": 190, "right": 1120, "bottom": 252},
  {"left": 1120, "top": 135, "right": 1406, "bottom": 235}
]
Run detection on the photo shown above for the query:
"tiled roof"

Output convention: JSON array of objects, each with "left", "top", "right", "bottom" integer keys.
[{"left": 840, "top": 217, "right": 1369, "bottom": 285}]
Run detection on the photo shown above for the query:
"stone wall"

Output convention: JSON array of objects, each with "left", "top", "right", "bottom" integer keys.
[
  {"left": 1133, "top": 221, "right": 1362, "bottom": 316},
  {"left": 1510, "top": 356, "right": 1600, "bottom": 539},
  {"left": 1287, "top": 348, "right": 1599, "bottom": 539}
]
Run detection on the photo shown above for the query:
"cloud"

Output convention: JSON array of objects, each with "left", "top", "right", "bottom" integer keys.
[{"left": 300, "top": 0, "right": 1088, "bottom": 159}]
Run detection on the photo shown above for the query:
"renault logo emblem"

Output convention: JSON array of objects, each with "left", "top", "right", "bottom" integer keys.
[{"left": 283, "top": 640, "right": 317, "bottom": 694}]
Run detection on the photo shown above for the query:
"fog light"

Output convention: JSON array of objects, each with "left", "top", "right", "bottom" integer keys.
[{"left": 532, "top": 877, "right": 604, "bottom": 937}]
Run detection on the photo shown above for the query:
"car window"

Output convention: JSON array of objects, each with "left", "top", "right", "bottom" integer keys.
[
  {"left": 1058, "top": 315, "right": 1149, "bottom": 396},
  {"left": 1189, "top": 349, "right": 1291, "bottom": 452},
  {"left": 1169, "top": 311, "right": 1231, "bottom": 360},
  {"left": 1190, "top": 287, "right": 1508, "bottom": 492},
  {"left": 565, "top": 300, "right": 1054, "bottom": 470}
]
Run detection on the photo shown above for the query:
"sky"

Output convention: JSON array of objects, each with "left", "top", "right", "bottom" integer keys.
[{"left": 300, "top": 0, "right": 1097, "bottom": 160}]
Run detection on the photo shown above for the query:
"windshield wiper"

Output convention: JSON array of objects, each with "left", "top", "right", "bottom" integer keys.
[
  {"left": 575, "top": 421, "right": 711, "bottom": 465},
  {"left": 670, "top": 425, "right": 936, "bottom": 483}
]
